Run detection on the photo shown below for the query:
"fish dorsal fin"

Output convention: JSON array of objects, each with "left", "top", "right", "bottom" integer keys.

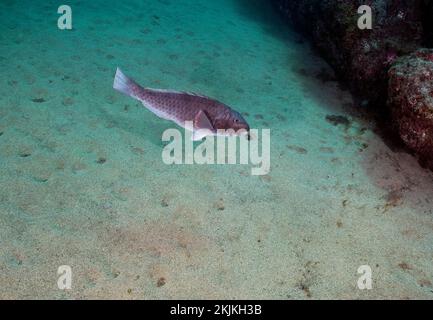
[
  {"left": 147, "top": 88, "right": 208, "bottom": 99},
  {"left": 184, "top": 91, "right": 208, "bottom": 98},
  {"left": 192, "top": 110, "right": 214, "bottom": 141}
]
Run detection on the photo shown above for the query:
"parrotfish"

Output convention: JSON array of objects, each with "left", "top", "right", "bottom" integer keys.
[{"left": 113, "top": 68, "right": 250, "bottom": 140}]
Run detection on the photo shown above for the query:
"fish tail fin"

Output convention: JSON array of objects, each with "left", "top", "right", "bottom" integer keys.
[{"left": 113, "top": 67, "right": 143, "bottom": 101}]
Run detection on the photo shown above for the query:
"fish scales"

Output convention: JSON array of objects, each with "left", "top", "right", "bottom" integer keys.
[{"left": 113, "top": 67, "right": 250, "bottom": 140}]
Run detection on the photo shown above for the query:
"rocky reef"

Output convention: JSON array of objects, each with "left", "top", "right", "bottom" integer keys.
[
  {"left": 273, "top": 0, "right": 433, "bottom": 170},
  {"left": 389, "top": 49, "right": 433, "bottom": 169}
]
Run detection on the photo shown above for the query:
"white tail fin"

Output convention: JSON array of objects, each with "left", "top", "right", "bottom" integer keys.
[{"left": 113, "top": 67, "right": 143, "bottom": 100}]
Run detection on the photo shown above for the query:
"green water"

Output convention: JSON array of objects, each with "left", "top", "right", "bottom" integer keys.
[{"left": 1, "top": 0, "right": 433, "bottom": 299}]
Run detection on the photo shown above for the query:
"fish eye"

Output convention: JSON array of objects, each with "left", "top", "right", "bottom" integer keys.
[{"left": 234, "top": 119, "right": 239, "bottom": 123}]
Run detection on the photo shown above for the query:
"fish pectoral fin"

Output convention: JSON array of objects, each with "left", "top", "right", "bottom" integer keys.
[
  {"left": 191, "top": 110, "right": 214, "bottom": 141},
  {"left": 194, "top": 110, "right": 214, "bottom": 131}
]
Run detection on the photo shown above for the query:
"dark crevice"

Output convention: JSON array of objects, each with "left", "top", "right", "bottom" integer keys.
[{"left": 422, "top": 0, "right": 433, "bottom": 47}]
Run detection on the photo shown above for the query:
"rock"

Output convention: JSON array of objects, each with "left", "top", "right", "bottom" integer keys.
[
  {"left": 214, "top": 198, "right": 225, "bottom": 211},
  {"left": 156, "top": 277, "right": 166, "bottom": 287},
  {"left": 31, "top": 98, "right": 46, "bottom": 103},
  {"left": 273, "top": 0, "right": 433, "bottom": 170},
  {"left": 96, "top": 157, "right": 107, "bottom": 164},
  {"left": 388, "top": 49, "right": 433, "bottom": 169},
  {"left": 272, "top": 0, "right": 426, "bottom": 107}
]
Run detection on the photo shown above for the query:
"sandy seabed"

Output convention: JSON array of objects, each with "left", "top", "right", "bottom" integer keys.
[{"left": 0, "top": 0, "right": 432, "bottom": 299}]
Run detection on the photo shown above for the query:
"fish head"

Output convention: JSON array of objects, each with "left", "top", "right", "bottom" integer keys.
[
  {"left": 215, "top": 108, "right": 250, "bottom": 137},
  {"left": 231, "top": 110, "right": 250, "bottom": 133}
]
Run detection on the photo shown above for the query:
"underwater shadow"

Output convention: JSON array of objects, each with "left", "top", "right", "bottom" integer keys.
[
  {"left": 358, "top": 133, "right": 433, "bottom": 214},
  {"left": 278, "top": 29, "right": 433, "bottom": 211},
  {"left": 231, "top": 0, "right": 295, "bottom": 42},
  {"left": 297, "top": 59, "right": 433, "bottom": 209},
  {"left": 297, "top": 62, "right": 433, "bottom": 207}
]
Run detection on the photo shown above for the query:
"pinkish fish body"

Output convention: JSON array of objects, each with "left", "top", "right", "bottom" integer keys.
[{"left": 113, "top": 68, "right": 249, "bottom": 140}]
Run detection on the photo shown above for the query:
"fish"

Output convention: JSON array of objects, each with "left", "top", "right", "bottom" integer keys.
[{"left": 113, "top": 68, "right": 250, "bottom": 140}]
